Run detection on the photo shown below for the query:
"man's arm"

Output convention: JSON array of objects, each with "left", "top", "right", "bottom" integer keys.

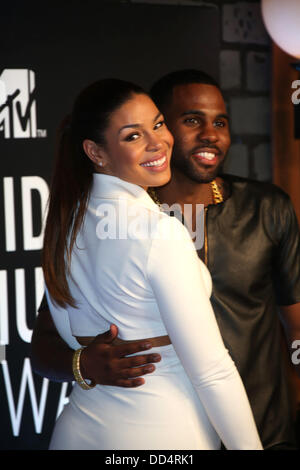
[
  {"left": 280, "top": 302, "right": 300, "bottom": 377},
  {"left": 30, "top": 304, "right": 161, "bottom": 387},
  {"left": 271, "top": 191, "right": 300, "bottom": 377},
  {"left": 31, "top": 307, "right": 75, "bottom": 382}
]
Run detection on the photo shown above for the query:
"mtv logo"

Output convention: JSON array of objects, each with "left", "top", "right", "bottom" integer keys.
[{"left": 0, "top": 69, "right": 37, "bottom": 138}]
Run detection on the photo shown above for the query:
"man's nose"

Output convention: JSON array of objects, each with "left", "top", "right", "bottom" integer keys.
[{"left": 197, "top": 122, "right": 218, "bottom": 143}]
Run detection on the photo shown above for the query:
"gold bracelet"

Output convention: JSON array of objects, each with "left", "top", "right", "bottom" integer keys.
[{"left": 72, "top": 347, "right": 96, "bottom": 390}]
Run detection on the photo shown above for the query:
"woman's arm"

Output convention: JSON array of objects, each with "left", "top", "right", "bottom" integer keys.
[{"left": 147, "top": 217, "right": 262, "bottom": 450}]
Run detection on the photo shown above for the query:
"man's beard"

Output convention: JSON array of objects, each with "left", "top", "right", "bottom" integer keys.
[{"left": 171, "top": 148, "right": 224, "bottom": 184}]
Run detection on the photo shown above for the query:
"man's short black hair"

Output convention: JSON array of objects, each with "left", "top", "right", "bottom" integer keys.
[{"left": 150, "top": 69, "right": 220, "bottom": 111}]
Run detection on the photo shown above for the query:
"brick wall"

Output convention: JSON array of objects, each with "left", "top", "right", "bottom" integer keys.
[
  {"left": 128, "top": 0, "right": 272, "bottom": 182},
  {"left": 220, "top": 1, "right": 271, "bottom": 181}
]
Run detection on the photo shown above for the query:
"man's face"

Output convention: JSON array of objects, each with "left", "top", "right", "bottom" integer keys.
[{"left": 163, "top": 83, "right": 231, "bottom": 183}]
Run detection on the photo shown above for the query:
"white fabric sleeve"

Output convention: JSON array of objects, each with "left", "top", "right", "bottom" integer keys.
[
  {"left": 45, "top": 288, "right": 81, "bottom": 350},
  {"left": 147, "top": 217, "right": 262, "bottom": 450}
]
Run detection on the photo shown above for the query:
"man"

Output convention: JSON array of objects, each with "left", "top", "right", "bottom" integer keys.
[{"left": 31, "top": 70, "right": 300, "bottom": 449}]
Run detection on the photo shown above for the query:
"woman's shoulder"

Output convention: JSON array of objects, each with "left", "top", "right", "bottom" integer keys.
[{"left": 150, "top": 212, "right": 194, "bottom": 246}]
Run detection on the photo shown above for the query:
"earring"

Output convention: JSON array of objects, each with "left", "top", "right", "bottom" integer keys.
[{"left": 99, "top": 161, "right": 103, "bottom": 167}]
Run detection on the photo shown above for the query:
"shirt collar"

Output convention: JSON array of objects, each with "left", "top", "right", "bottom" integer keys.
[{"left": 91, "top": 173, "right": 160, "bottom": 212}]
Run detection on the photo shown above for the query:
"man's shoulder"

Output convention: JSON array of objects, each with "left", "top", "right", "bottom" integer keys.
[{"left": 221, "top": 174, "right": 290, "bottom": 204}]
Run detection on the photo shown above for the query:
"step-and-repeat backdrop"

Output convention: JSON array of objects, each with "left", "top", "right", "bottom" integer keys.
[{"left": 0, "top": 2, "right": 219, "bottom": 449}]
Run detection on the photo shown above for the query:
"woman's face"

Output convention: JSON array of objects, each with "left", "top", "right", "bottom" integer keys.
[{"left": 93, "top": 93, "right": 173, "bottom": 189}]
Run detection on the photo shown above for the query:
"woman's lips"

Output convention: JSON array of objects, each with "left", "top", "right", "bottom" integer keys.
[{"left": 140, "top": 155, "right": 168, "bottom": 170}]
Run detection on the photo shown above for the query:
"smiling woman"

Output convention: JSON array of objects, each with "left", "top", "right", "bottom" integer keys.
[
  {"left": 43, "top": 79, "right": 173, "bottom": 308},
  {"left": 41, "top": 77, "right": 262, "bottom": 450},
  {"left": 83, "top": 93, "right": 173, "bottom": 190}
]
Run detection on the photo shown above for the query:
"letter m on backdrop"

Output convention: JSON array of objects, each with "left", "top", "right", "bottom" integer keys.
[{"left": 0, "top": 69, "right": 37, "bottom": 139}]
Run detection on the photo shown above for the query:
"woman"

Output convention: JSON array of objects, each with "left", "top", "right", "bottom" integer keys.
[{"left": 43, "top": 78, "right": 262, "bottom": 450}]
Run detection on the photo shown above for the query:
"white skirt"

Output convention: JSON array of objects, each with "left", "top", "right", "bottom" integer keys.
[{"left": 49, "top": 345, "right": 221, "bottom": 450}]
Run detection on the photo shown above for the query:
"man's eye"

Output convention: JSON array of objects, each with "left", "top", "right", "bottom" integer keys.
[
  {"left": 124, "top": 133, "right": 139, "bottom": 142},
  {"left": 154, "top": 120, "right": 165, "bottom": 130},
  {"left": 184, "top": 118, "right": 199, "bottom": 125},
  {"left": 214, "top": 120, "right": 226, "bottom": 128}
]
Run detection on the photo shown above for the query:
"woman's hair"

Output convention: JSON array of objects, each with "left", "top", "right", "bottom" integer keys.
[{"left": 43, "top": 78, "right": 146, "bottom": 307}]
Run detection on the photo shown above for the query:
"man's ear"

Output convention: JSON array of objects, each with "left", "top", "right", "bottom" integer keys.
[{"left": 82, "top": 139, "right": 107, "bottom": 167}]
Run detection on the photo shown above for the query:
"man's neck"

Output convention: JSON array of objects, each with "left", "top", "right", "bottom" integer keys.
[{"left": 155, "top": 168, "right": 222, "bottom": 207}]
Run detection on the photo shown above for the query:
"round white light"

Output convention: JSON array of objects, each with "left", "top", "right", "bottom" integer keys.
[{"left": 261, "top": 0, "right": 300, "bottom": 58}]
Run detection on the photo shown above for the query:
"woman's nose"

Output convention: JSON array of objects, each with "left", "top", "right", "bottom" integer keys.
[{"left": 146, "top": 133, "right": 163, "bottom": 151}]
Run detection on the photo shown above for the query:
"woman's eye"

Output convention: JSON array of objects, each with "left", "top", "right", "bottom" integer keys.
[
  {"left": 154, "top": 120, "right": 165, "bottom": 130},
  {"left": 124, "top": 133, "right": 140, "bottom": 142}
]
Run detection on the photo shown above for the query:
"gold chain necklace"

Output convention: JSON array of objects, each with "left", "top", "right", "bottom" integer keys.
[
  {"left": 148, "top": 180, "right": 223, "bottom": 207},
  {"left": 210, "top": 179, "right": 223, "bottom": 204}
]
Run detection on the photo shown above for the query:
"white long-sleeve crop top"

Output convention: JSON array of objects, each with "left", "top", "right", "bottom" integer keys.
[{"left": 45, "top": 173, "right": 262, "bottom": 450}]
